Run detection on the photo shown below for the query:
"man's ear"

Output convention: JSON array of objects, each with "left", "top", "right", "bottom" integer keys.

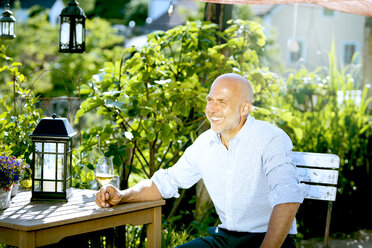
[{"left": 241, "top": 102, "right": 252, "bottom": 116}]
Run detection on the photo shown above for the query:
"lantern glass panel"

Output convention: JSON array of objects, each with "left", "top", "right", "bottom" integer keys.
[
  {"left": 43, "top": 154, "right": 56, "bottom": 180},
  {"left": 61, "top": 20, "right": 70, "bottom": 44},
  {"left": 34, "top": 181, "right": 41, "bottom": 192},
  {"left": 43, "top": 181, "right": 55, "bottom": 192},
  {"left": 35, "top": 142, "right": 42, "bottom": 152},
  {"left": 57, "top": 154, "right": 64, "bottom": 180},
  {"left": 9, "top": 22, "right": 13, "bottom": 35},
  {"left": 45, "top": 142, "right": 56, "bottom": 153},
  {"left": 57, "top": 182, "right": 63, "bottom": 192},
  {"left": 35, "top": 153, "right": 42, "bottom": 179},
  {"left": 2, "top": 22, "right": 8, "bottom": 35},
  {"left": 67, "top": 153, "right": 71, "bottom": 178},
  {"left": 76, "top": 22, "right": 83, "bottom": 44},
  {"left": 58, "top": 143, "right": 65, "bottom": 153}
]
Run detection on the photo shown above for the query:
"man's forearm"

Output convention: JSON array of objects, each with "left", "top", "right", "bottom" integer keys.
[
  {"left": 120, "top": 179, "right": 162, "bottom": 203},
  {"left": 260, "top": 202, "right": 300, "bottom": 248}
]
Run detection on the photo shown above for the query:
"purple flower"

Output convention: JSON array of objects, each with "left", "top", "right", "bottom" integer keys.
[{"left": 0, "top": 156, "right": 27, "bottom": 190}]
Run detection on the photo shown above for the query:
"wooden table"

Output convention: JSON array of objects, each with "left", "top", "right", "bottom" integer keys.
[{"left": 0, "top": 189, "right": 165, "bottom": 248}]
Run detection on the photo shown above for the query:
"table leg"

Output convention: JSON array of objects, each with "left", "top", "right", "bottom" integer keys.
[
  {"left": 18, "top": 231, "right": 36, "bottom": 248},
  {"left": 147, "top": 206, "right": 162, "bottom": 248}
]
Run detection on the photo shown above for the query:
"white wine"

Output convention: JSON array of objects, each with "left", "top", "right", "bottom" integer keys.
[{"left": 96, "top": 173, "right": 114, "bottom": 186}]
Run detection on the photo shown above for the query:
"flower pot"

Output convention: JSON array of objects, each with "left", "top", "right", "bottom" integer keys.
[
  {"left": 11, "top": 182, "right": 19, "bottom": 197},
  {"left": 0, "top": 185, "right": 13, "bottom": 210}
]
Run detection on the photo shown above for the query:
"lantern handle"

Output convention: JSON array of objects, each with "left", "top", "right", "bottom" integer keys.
[{"left": 97, "top": 135, "right": 104, "bottom": 156}]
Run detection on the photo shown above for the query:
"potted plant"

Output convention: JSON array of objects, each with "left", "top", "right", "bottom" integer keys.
[{"left": 0, "top": 156, "right": 27, "bottom": 209}]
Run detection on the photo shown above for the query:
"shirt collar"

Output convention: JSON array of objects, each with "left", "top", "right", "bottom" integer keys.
[
  {"left": 234, "top": 114, "right": 255, "bottom": 142},
  {"left": 210, "top": 114, "right": 255, "bottom": 145}
]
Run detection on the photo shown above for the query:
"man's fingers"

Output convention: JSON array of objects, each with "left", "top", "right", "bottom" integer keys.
[
  {"left": 96, "top": 185, "right": 119, "bottom": 208},
  {"left": 96, "top": 187, "right": 110, "bottom": 208}
]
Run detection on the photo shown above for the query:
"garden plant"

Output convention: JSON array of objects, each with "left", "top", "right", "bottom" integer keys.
[{"left": 0, "top": 14, "right": 371, "bottom": 247}]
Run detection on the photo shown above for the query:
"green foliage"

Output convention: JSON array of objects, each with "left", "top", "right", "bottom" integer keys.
[
  {"left": 123, "top": 0, "right": 148, "bottom": 26},
  {"left": 75, "top": 20, "right": 278, "bottom": 192},
  {"left": 274, "top": 45, "right": 372, "bottom": 236},
  {"left": 0, "top": 11, "right": 57, "bottom": 95},
  {"left": 88, "top": 0, "right": 130, "bottom": 23},
  {"left": 0, "top": 45, "right": 44, "bottom": 167},
  {"left": 0, "top": 12, "right": 124, "bottom": 98},
  {"left": 162, "top": 228, "right": 193, "bottom": 247}
]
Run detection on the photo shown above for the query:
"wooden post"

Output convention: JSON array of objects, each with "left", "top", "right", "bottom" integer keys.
[
  {"left": 18, "top": 231, "right": 36, "bottom": 248},
  {"left": 323, "top": 201, "right": 333, "bottom": 247},
  {"left": 147, "top": 206, "right": 162, "bottom": 248}
]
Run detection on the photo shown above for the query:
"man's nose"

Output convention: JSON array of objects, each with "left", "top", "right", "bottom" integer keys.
[{"left": 206, "top": 102, "right": 217, "bottom": 113}]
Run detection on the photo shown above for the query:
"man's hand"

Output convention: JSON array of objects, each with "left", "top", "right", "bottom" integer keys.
[
  {"left": 95, "top": 180, "right": 162, "bottom": 208},
  {"left": 95, "top": 185, "right": 123, "bottom": 208}
]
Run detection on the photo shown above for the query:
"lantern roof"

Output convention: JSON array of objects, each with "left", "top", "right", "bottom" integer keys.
[
  {"left": 30, "top": 114, "right": 77, "bottom": 139},
  {"left": 0, "top": 9, "right": 15, "bottom": 22},
  {"left": 60, "top": 0, "right": 86, "bottom": 17}
]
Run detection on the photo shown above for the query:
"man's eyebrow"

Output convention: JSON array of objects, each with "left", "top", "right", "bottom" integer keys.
[{"left": 206, "top": 96, "right": 228, "bottom": 102}]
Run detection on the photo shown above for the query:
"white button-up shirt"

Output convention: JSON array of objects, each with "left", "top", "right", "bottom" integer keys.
[{"left": 152, "top": 115, "right": 307, "bottom": 234}]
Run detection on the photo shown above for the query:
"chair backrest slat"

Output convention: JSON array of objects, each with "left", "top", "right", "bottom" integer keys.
[
  {"left": 292, "top": 151, "right": 340, "bottom": 169},
  {"left": 292, "top": 151, "right": 340, "bottom": 202},
  {"left": 306, "top": 185, "right": 337, "bottom": 201},
  {"left": 297, "top": 167, "right": 339, "bottom": 185}
]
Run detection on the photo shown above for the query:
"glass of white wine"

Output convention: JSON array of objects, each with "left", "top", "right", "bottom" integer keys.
[{"left": 95, "top": 157, "right": 114, "bottom": 187}]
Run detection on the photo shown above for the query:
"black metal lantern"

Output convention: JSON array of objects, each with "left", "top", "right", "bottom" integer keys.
[
  {"left": 0, "top": 3, "right": 16, "bottom": 40},
  {"left": 30, "top": 114, "right": 77, "bottom": 202},
  {"left": 59, "top": 0, "right": 86, "bottom": 53}
]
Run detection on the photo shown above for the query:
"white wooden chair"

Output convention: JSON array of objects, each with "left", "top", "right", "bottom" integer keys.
[{"left": 292, "top": 151, "right": 340, "bottom": 247}]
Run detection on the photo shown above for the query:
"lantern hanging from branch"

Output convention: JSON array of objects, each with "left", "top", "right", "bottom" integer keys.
[
  {"left": 30, "top": 114, "right": 77, "bottom": 202},
  {"left": 59, "top": 0, "right": 86, "bottom": 53},
  {"left": 0, "top": 2, "right": 16, "bottom": 40}
]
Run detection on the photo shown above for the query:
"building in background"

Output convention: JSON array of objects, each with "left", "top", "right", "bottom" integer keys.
[
  {"left": 146, "top": 0, "right": 198, "bottom": 32},
  {"left": 252, "top": 4, "right": 366, "bottom": 70}
]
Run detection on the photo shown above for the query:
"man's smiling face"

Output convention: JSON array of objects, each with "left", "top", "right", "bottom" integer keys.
[{"left": 205, "top": 77, "right": 248, "bottom": 141}]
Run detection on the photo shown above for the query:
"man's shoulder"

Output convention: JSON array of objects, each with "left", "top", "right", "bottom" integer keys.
[
  {"left": 252, "top": 118, "right": 284, "bottom": 136},
  {"left": 184, "top": 129, "right": 215, "bottom": 153},
  {"left": 251, "top": 118, "right": 293, "bottom": 148},
  {"left": 195, "top": 129, "right": 215, "bottom": 142}
]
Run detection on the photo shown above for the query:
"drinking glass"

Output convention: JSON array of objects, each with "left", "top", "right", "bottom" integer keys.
[{"left": 95, "top": 157, "right": 114, "bottom": 187}]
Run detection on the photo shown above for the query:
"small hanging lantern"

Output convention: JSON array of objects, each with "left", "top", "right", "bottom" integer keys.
[
  {"left": 0, "top": 2, "right": 16, "bottom": 40},
  {"left": 30, "top": 114, "right": 77, "bottom": 202},
  {"left": 59, "top": 0, "right": 86, "bottom": 53}
]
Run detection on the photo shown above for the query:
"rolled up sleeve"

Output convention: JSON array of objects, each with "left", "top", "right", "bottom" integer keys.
[
  {"left": 263, "top": 130, "right": 308, "bottom": 208},
  {"left": 151, "top": 146, "right": 201, "bottom": 199}
]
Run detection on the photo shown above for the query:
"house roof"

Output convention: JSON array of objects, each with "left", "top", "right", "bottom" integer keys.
[
  {"left": 146, "top": 0, "right": 198, "bottom": 31},
  {"left": 193, "top": 0, "right": 372, "bottom": 17}
]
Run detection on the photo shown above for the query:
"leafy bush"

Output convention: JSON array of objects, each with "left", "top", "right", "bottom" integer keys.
[
  {"left": 0, "top": 11, "right": 124, "bottom": 98},
  {"left": 74, "top": 19, "right": 279, "bottom": 191},
  {"left": 0, "top": 45, "right": 43, "bottom": 168},
  {"left": 276, "top": 46, "right": 372, "bottom": 237}
]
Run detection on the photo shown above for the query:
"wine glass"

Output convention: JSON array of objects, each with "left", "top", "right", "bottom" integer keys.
[{"left": 95, "top": 157, "right": 114, "bottom": 187}]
